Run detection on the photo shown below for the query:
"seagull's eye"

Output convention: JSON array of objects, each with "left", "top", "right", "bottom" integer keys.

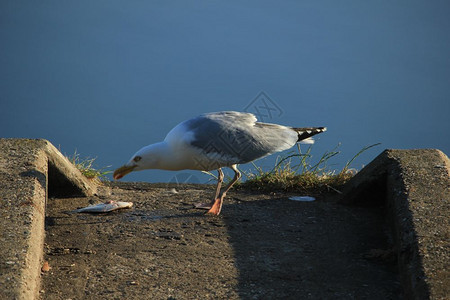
[{"left": 133, "top": 156, "right": 142, "bottom": 162}]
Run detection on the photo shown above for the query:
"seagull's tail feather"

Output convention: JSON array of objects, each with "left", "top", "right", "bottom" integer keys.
[{"left": 292, "top": 127, "right": 327, "bottom": 143}]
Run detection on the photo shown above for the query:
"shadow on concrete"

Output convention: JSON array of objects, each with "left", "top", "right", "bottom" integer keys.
[{"left": 223, "top": 196, "right": 402, "bottom": 299}]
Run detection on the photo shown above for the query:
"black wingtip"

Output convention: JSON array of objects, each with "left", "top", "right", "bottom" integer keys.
[{"left": 293, "top": 127, "right": 327, "bottom": 142}]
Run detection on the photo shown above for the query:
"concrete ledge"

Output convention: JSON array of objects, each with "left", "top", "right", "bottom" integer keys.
[
  {"left": 0, "top": 139, "right": 97, "bottom": 300},
  {"left": 342, "top": 149, "right": 449, "bottom": 299},
  {"left": 1, "top": 139, "right": 448, "bottom": 299}
]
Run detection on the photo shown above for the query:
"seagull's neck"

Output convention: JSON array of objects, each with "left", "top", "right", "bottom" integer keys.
[{"left": 140, "top": 141, "right": 190, "bottom": 171}]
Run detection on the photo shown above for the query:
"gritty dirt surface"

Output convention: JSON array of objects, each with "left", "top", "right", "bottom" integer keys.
[{"left": 40, "top": 182, "right": 402, "bottom": 299}]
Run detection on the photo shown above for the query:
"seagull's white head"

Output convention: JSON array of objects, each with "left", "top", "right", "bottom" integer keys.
[{"left": 113, "top": 145, "right": 160, "bottom": 180}]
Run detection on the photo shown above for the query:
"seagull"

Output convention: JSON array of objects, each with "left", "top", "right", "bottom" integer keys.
[{"left": 113, "top": 111, "right": 326, "bottom": 215}]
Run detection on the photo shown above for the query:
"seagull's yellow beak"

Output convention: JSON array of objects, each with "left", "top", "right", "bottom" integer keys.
[{"left": 113, "top": 165, "right": 137, "bottom": 180}]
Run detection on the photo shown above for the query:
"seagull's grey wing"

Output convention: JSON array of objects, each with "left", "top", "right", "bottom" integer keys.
[
  {"left": 185, "top": 112, "right": 298, "bottom": 165},
  {"left": 199, "top": 111, "right": 258, "bottom": 123}
]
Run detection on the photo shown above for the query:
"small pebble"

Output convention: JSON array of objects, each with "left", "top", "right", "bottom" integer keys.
[{"left": 41, "top": 261, "right": 51, "bottom": 272}]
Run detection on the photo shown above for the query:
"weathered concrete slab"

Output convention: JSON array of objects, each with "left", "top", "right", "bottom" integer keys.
[
  {"left": 41, "top": 183, "right": 402, "bottom": 299},
  {"left": 0, "top": 139, "right": 97, "bottom": 300},
  {"left": 342, "top": 149, "right": 450, "bottom": 299}
]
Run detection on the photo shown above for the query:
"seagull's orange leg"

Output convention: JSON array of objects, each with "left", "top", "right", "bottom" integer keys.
[
  {"left": 194, "top": 168, "right": 224, "bottom": 210},
  {"left": 206, "top": 165, "right": 241, "bottom": 216}
]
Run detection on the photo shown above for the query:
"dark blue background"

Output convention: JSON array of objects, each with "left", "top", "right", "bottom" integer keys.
[{"left": 2, "top": 1, "right": 449, "bottom": 182}]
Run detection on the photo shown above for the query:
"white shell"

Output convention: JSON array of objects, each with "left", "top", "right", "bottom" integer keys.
[{"left": 289, "top": 196, "right": 316, "bottom": 202}]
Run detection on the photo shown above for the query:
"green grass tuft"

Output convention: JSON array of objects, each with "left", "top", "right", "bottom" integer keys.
[
  {"left": 236, "top": 143, "right": 380, "bottom": 193},
  {"left": 67, "top": 150, "right": 112, "bottom": 181}
]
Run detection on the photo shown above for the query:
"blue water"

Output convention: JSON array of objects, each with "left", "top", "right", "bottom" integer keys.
[{"left": 2, "top": 1, "right": 449, "bottom": 183}]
